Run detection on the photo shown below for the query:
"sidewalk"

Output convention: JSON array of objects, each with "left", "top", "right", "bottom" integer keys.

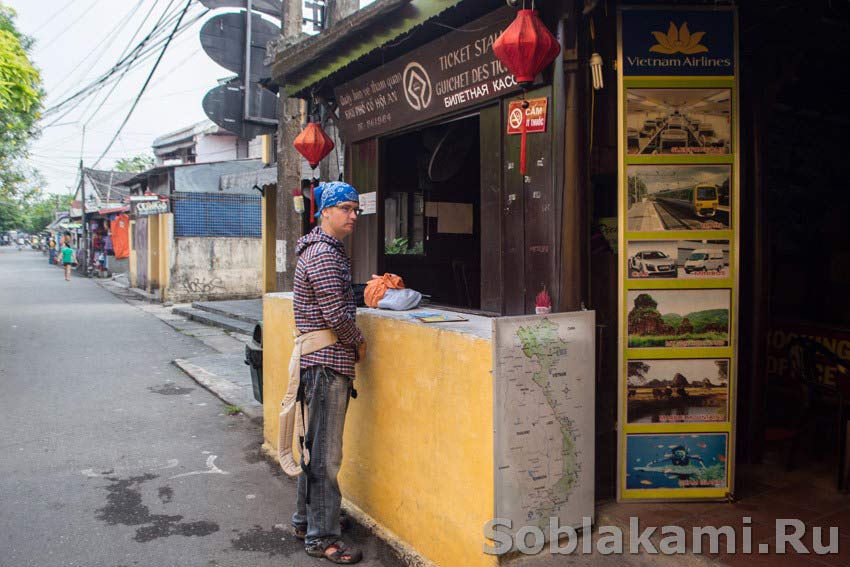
[
  {"left": 96, "top": 276, "right": 850, "bottom": 567},
  {"left": 98, "top": 276, "right": 262, "bottom": 420}
]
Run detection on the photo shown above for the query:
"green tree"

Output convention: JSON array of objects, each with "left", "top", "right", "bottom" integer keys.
[
  {"left": 22, "top": 192, "right": 72, "bottom": 233},
  {"left": 0, "top": 194, "right": 23, "bottom": 231},
  {"left": 0, "top": 5, "right": 43, "bottom": 198},
  {"left": 114, "top": 154, "right": 154, "bottom": 172},
  {"left": 627, "top": 361, "right": 651, "bottom": 383}
]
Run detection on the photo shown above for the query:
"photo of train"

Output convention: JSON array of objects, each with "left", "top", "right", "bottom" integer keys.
[
  {"left": 626, "top": 88, "right": 731, "bottom": 155},
  {"left": 654, "top": 183, "right": 719, "bottom": 218},
  {"left": 627, "top": 165, "right": 731, "bottom": 231}
]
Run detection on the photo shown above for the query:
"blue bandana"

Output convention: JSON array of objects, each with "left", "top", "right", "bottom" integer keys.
[{"left": 314, "top": 181, "right": 359, "bottom": 218}]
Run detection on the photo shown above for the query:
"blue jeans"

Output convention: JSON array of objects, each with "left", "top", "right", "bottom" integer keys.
[{"left": 291, "top": 366, "right": 353, "bottom": 547}]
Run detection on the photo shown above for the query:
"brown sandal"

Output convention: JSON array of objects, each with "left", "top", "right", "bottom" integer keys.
[{"left": 305, "top": 540, "right": 363, "bottom": 564}]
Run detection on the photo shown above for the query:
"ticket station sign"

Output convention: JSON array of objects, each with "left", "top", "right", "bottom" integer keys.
[{"left": 506, "top": 97, "right": 548, "bottom": 134}]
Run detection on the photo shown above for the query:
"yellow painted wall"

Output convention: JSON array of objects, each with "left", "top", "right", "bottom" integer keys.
[
  {"left": 261, "top": 185, "right": 277, "bottom": 293},
  {"left": 128, "top": 220, "right": 137, "bottom": 288},
  {"left": 158, "top": 213, "right": 171, "bottom": 301},
  {"left": 147, "top": 214, "right": 159, "bottom": 291},
  {"left": 262, "top": 294, "right": 496, "bottom": 567}
]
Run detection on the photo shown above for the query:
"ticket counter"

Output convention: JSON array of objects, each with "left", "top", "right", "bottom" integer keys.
[{"left": 262, "top": 293, "right": 496, "bottom": 567}]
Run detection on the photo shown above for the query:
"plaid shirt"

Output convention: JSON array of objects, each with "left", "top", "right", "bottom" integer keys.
[{"left": 294, "top": 226, "right": 364, "bottom": 378}]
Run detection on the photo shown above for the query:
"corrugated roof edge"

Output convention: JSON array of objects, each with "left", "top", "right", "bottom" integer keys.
[
  {"left": 271, "top": 0, "right": 470, "bottom": 97},
  {"left": 117, "top": 158, "right": 264, "bottom": 187}
]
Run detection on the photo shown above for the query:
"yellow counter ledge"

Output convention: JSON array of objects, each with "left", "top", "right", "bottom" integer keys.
[{"left": 262, "top": 292, "right": 497, "bottom": 567}]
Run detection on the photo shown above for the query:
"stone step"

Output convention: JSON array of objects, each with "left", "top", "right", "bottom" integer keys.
[
  {"left": 128, "top": 287, "right": 160, "bottom": 303},
  {"left": 191, "top": 300, "right": 262, "bottom": 325},
  {"left": 171, "top": 306, "right": 255, "bottom": 335}
]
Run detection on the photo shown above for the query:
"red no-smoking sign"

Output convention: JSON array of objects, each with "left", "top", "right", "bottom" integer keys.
[{"left": 506, "top": 97, "right": 548, "bottom": 134}]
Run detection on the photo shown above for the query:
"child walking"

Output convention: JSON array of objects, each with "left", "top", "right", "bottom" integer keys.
[{"left": 61, "top": 242, "right": 75, "bottom": 281}]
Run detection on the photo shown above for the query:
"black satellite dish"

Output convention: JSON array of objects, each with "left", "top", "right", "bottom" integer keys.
[
  {"left": 428, "top": 126, "right": 475, "bottom": 182},
  {"left": 200, "top": 12, "right": 280, "bottom": 79},
  {"left": 203, "top": 77, "right": 277, "bottom": 138},
  {"left": 199, "top": 0, "right": 282, "bottom": 19}
]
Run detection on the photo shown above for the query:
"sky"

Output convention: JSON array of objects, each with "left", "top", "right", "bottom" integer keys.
[
  {"left": 11, "top": 0, "right": 377, "bottom": 197},
  {"left": 628, "top": 359, "right": 728, "bottom": 385},
  {"left": 9, "top": 0, "right": 267, "bottom": 196}
]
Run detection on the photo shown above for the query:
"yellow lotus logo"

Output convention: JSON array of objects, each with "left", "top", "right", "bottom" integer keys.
[{"left": 650, "top": 22, "right": 708, "bottom": 55}]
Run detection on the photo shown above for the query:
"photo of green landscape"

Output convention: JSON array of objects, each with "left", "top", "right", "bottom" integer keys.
[{"left": 627, "top": 289, "right": 730, "bottom": 348}]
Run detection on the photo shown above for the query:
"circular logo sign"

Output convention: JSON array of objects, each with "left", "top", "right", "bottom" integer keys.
[
  {"left": 509, "top": 107, "right": 524, "bottom": 130},
  {"left": 403, "top": 62, "right": 432, "bottom": 111}
]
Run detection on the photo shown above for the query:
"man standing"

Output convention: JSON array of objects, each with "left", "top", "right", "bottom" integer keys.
[{"left": 292, "top": 181, "right": 365, "bottom": 564}]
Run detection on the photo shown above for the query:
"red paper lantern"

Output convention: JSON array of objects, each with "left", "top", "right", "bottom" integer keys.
[
  {"left": 293, "top": 122, "right": 335, "bottom": 169},
  {"left": 294, "top": 122, "right": 335, "bottom": 222},
  {"left": 493, "top": 9, "right": 560, "bottom": 175},
  {"left": 493, "top": 9, "right": 561, "bottom": 88}
]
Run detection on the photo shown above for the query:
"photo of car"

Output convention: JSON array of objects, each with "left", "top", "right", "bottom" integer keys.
[
  {"left": 684, "top": 249, "right": 726, "bottom": 273},
  {"left": 627, "top": 240, "right": 730, "bottom": 280},
  {"left": 628, "top": 250, "right": 676, "bottom": 277}
]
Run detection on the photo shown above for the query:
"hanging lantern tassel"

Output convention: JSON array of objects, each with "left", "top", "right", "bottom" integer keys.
[
  {"left": 493, "top": 8, "right": 561, "bottom": 177},
  {"left": 520, "top": 98, "right": 529, "bottom": 175},
  {"left": 309, "top": 178, "right": 318, "bottom": 223}
]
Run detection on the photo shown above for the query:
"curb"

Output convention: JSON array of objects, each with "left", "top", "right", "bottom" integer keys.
[
  {"left": 173, "top": 358, "right": 262, "bottom": 420},
  {"left": 259, "top": 443, "right": 435, "bottom": 567}
]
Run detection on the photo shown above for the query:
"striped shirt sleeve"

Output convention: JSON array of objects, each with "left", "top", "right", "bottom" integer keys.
[{"left": 304, "top": 250, "right": 364, "bottom": 347}]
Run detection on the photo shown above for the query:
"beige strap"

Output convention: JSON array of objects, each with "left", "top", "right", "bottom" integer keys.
[{"left": 278, "top": 329, "right": 338, "bottom": 477}]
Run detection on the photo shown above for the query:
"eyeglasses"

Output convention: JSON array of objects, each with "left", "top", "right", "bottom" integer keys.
[{"left": 335, "top": 205, "right": 363, "bottom": 217}]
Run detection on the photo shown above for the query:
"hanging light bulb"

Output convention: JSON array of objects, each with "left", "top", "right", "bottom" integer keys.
[{"left": 590, "top": 53, "right": 604, "bottom": 90}]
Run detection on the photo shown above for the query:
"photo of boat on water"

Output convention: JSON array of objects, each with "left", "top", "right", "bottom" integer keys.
[
  {"left": 627, "top": 359, "right": 729, "bottom": 423},
  {"left": 626, "top": 433, "right": 728, "bottom": 490}
]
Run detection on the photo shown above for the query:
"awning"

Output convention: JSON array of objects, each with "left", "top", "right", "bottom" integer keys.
[
  {"left": 98, "top": 205, "right": 131, "bottom": 215},
  {"left": 270, "top": 0, "right": 500, "bottom": 97}
]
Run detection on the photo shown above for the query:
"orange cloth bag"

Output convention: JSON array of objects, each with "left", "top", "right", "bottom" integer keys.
[
  {"left": 363, "top": 273, "right": 405, "bottom": 308},
  {"left": 110, "top": 214, "right": 130, "bottom": 259}
]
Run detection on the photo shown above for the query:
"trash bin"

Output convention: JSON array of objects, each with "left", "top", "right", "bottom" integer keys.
[{"left": 245, "top": 322, "right": 263, "bottom": 403}]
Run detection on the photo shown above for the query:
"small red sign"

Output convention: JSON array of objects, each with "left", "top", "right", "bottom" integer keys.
[{"left": 506, "top": 97, "right": 548, "bottom": 134}]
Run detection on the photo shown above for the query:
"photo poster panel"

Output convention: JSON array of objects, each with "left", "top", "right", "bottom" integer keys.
[{"left": 617, "top": 6, "right": 738, "bottom": 501}]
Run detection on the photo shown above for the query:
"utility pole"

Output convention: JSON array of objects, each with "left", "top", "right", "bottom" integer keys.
[
  {"left": 326, "top": 0, "right": 358, "bottom": 27},
  {"left": 79, "top": 124, "right": 87, "bottom": 276},
  {"left": 274, "top": 0, "right": 305, "bottom": 291}
]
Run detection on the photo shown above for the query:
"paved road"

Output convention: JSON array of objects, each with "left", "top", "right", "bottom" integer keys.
[{"left": 0, "top": 249, "right": 397, "bottom": 567}]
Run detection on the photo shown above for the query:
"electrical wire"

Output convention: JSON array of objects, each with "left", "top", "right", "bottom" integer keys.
[
  {"left": 92, "top": 0, "right": 194, "bottom": 168},
  {"left": 39, "top": 9, "right": 207, "bottom": 131},
  {"left": 41, "top": 0, "right": 192, "bottom": 120},
  {"left": 31, "top": 0, "right": 79, "bottom": 34},
  {"left": 43, "top": 3, "right": 187, "bottom": 119},
  {"left": 39, "top": 0, "right": 108, "bottom": 50},
  {"left": 79, "top": 1, "right": 183, "bottom": 126},
  {"left": 48, "top": 0, "right": 152, "bottom": 96}
]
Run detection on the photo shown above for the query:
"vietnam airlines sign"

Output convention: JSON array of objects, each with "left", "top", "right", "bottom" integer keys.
[{"left": 621, "top": 10, "right": 734, "bottom": 76}]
